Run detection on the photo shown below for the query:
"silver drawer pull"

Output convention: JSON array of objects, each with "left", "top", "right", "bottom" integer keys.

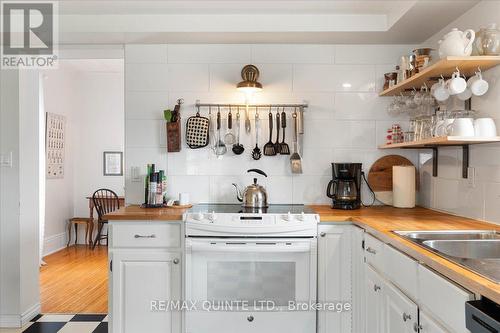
[
  {"left": 173, "top": 258, "right": 180, "bottom": 265},
  {"left": 403, "top": 312, "right": 412, "bottom": 322},
  {"left": 366, "top": 247, "right": 377, "bottom": 254},
  {"left": 320, "top": 232, "right": 326, "bottom": 237},
  {"left": 134, "top": 234, "right": 156, "bottom": 239},
  {"left": 373, "top": 284, "right": 381, "bottom": 292}
]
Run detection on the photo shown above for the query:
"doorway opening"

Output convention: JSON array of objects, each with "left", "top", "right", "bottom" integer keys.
[{"left": 39, "top": 59, "right": 124, "bottom": 315}]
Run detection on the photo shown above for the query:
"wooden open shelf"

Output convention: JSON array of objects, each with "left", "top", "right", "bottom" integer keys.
[
  {"left": 379, "top": 136, "right": 500, "bottom": 178},
  {"left": 379, "top": 136, "right": 500, "bottom": 149},
  {"left": 379, "top": 56, "right": 500, "bottom": 96}
]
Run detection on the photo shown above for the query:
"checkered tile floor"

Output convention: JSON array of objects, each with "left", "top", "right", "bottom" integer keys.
[{"left": 21, "top": 314, "right": 108, "bottom": 333}]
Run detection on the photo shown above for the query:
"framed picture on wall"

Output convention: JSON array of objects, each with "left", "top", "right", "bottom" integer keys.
[{"left": 103, "top": 151, "right": 123, "bottom": 176}]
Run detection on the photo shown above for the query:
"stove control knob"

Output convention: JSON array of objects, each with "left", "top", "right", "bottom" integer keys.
[
  {"left": 296, "top": 212, "right": 305, "bottom": 221},
  {"left": 208, "top": 211, "right": 216, "bottom": 223},
  {"left": 286, "top": 212, "right": 294, "bottom": 222},
  {"left": 194, "top": 212, "right": 204, "bottom": 221}
]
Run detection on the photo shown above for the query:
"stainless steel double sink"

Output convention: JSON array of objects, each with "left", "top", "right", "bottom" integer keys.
[{"left": 393, "top": 230, "right": 500, "bottom": 283}]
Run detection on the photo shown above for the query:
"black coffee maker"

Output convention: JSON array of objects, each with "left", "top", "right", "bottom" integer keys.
[{"left": 326, "top": 163, "right": 362, "bottom": 210}]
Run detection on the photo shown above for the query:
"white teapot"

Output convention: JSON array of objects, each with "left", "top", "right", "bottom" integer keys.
[{"left": 438, "top": 28, "right": 475, "bottom": 58}]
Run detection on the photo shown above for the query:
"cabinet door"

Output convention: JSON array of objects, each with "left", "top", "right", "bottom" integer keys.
[
  {"left": 318, "top": 225, "right": 352, "bottom": 333},
  {"left": 364, "top": 264, "right": 384, "bottom": 333},
  {"left": 352, "top": 226, "right": 365, "bottom": 333},
  {"left": 110, "top": 251, "right": 182, "bottom": 333},
  {"left": 419, "top": 311, "right": 451, "bottom": 333},
  {"left": 383, "top": 281, "right": 418, "bottom": 333}
]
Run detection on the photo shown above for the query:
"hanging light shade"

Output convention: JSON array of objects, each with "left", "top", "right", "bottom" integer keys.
[{"left": 237, "top": 64, "right": 263, "bottom": 93}]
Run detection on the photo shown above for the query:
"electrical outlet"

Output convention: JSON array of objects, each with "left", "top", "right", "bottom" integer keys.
[
  {"left": 467, "top": 167, "right": 476, "bottom": 188},
  {"left": 0, "top": 152, "right": 12, "bottom": 168}
]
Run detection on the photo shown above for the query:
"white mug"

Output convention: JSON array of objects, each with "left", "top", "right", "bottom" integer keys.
[
  {"left": 474, "top": 118, "right": 497, "bottom": 137},
  {"left": 179, "top": 192, "right": 190, "bottom": 205},
  {"left": 432, "top": 79, "right": 450, "bottom": 102},
  {"left": 447, "top": 118, "right": 475, "bottom": 137},
  {"left": 446, "top": 71, "right": 467, "bottom": 95},
  {"left": 467, "top": 72, "right": 489, "bottom": 96},
  {"left": 456, "top": 87, "right": 472, "bottom": 101}
]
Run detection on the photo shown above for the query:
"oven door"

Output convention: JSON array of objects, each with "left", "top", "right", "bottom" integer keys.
[{"left": 185, "top": 238, "right": 317, "bottom": 333}]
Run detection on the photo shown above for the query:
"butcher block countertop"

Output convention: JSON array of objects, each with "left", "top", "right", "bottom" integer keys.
[
  {"left": 104, "top": 205, "right": 189, "bottom": 221},
  {"left": 105, "top": 204, "right": 500, "bottom": 303},
  {"left": 310, "top": 205, "right": 500, "bottom": 304}
]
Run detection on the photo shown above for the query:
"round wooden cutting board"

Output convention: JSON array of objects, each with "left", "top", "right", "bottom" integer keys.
[{"left": 367, "top": 155, "right": 416, "bottom": 205}]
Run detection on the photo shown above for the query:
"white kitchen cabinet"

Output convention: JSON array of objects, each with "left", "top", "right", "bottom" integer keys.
[
  {"left": 110, "top": 250, "right": 182, "bottom": 333},
  {"left": 418, "top": 265, "right": 474, "bottom": 333},
  {"left": 352, "top": 226, "right": 365, "bottom": 333},
  {"left": 383, "top": 279, "right": 418, "bottom": 333},
  {"left": 364, "top": 264, "right": 385, "bottom": 333},
  {"left": 419, "top": 311, "right": 451, "bottom": 333},
  {"left": 317, "top": 224, "right": 352, "bottom": 333}
]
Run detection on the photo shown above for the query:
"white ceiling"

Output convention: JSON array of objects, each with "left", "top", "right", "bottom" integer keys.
[{"left": 56, "top": 0, "right": 480, "bottom": 44}]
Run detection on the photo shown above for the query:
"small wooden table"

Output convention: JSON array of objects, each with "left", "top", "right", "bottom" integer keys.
[{"left": 87, "top": 196, "right": 125, "bottom": 221}]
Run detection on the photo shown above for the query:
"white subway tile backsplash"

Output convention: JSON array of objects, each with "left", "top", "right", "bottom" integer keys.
[
  {"left": 332, "top": 121, "right": 377, "bottom": 149},
  {"left": 126, "top": 63, "right": 169, "bottom": 91},
  {"left": 126, "top": 119, "right": 165, "bottom": 148},
  {"left": 168, "top": 64, "right": 210, "bottom": 92},
  {"left": 167, "top": 175, "right": 210, "bottom": 204},
  {"left": 485, "top": 183, "right": 500, "bottom": 224},
  {"left": 168, "top": 44, "right": 251, "bottom": 64},
  {"left": 252, "top": 44, "right": 334, "bottom": 64},
  {"left": 292, "top": 175, "right": 331, "bottom": 204},
  {"left": 125, "top": 44, "right": 168, "bottom": 64},
  {"left": 335, "top": 93, "right": 395, "bottom": 120},
  {"left": 126, "top": 91, "right": 169, "bottom": 119},
  {"left": 293, "top": 65, "right": 376, "bottom": 92},
  {"left": 124, "top": 43, "right": 421, "bottom": 207},
  {"left": 335, "top": 45, "right": 415, "bottom": 65}
]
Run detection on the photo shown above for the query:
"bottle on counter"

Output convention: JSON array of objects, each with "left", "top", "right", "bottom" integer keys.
[{"left": 148, "top": 172, "right": 158, "bottom": 205}]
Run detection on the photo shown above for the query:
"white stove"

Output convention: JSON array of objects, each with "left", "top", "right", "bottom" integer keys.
[
  {"left": 184, "top": 204, "right": 318, "bottom": 333},
  {"left": 184, "top": 204, "right": 319, "bottom": 237}
]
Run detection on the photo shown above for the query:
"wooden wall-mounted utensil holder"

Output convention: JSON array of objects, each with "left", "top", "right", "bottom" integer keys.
[{"left": 166, "top": 121, "right": 181, "bottom": 152}]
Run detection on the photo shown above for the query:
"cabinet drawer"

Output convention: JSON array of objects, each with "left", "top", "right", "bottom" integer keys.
[
  {"left": 384, "top": 244, "right": 418, "bottom": 300},
  {"left": 110, "top": 222, "right": 181, "bottom": 248},
  {"left": 418, "top": 265, "right": 474, "bottom": 333},
  {"left": 364, "top": 233, "right": 385, "bottom": 272}
]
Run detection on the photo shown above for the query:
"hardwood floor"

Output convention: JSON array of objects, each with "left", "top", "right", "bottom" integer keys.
[{"left": 40, "top": 245, "right": 108, "bottom": 313}]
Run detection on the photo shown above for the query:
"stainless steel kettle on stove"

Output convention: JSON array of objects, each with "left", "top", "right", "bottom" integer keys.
[{"left": 232, "top": 169, "right": 268, "bottom": 208}]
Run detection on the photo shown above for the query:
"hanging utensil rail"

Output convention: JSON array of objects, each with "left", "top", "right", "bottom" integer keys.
[{"left": 195, "top": 102, "right": 308, "bottom": 110}]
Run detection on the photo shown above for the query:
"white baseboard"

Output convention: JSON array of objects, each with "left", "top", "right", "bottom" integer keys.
[
  {"left": 0, "top": 303, "right": 41, "bottom": 328},
  {"left": 21, "top": 303, "right": 41, "bottom": 326},
  {"left": 0, "top": 314, "right": 21, "bottom": 328},
  {"left": 43, "top": 232, "right": 67, "bottom": 256}
]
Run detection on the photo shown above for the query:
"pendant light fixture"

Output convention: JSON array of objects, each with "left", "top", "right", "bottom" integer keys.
[{"left": 236, "top": 64, "right": 263, "bottom": 94}]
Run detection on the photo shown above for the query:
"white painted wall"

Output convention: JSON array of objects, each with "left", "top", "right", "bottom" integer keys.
[
  {"left": 42, "top": 61, "right": 124, "bottom": 254},
  {"left": 418, "top": 0, "right": 500, "bottom": 224},
  {"left": 124, "top": 44, "right": 418, "bottom": 205},
  {"left": 0, "top": 69, "right": 41, "bottom": 327}
]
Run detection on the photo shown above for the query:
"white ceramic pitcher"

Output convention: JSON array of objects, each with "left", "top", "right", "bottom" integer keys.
[{"left": 438, "top": 28, "right": 476, "bottom": 58}]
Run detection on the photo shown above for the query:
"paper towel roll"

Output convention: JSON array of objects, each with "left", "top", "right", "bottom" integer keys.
[{"left": 392, "top": 165, "right": 416, "bottom": 208}]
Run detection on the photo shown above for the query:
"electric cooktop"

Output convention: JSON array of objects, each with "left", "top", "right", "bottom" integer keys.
[{"left": 189, "top": 204, "right": 315, "bottom": 215}]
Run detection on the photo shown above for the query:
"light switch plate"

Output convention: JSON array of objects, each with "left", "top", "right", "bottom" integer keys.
[{"left": 131, "top": 166, "right": 142, "bottom": 182}]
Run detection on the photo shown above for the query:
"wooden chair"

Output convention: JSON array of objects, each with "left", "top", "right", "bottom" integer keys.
[
  {"left": 92, "top": 189, "right": 120, "bottom": 249},
  {"left": 67, "top": 217, "right": 94, "bottom": 247}
]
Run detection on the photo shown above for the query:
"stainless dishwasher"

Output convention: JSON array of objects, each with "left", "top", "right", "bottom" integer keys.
[{"left": 466, "top": 299, "right": 500, "bottom": 333}]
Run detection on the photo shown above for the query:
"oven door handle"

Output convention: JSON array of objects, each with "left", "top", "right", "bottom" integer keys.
[{"left": 188, "top": 242, "right": 311, "bottom": 253}]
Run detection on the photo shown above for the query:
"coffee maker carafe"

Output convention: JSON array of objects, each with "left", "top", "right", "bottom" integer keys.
[{"left": 327, "top": 163, "right": 362, "bottom": 210}]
